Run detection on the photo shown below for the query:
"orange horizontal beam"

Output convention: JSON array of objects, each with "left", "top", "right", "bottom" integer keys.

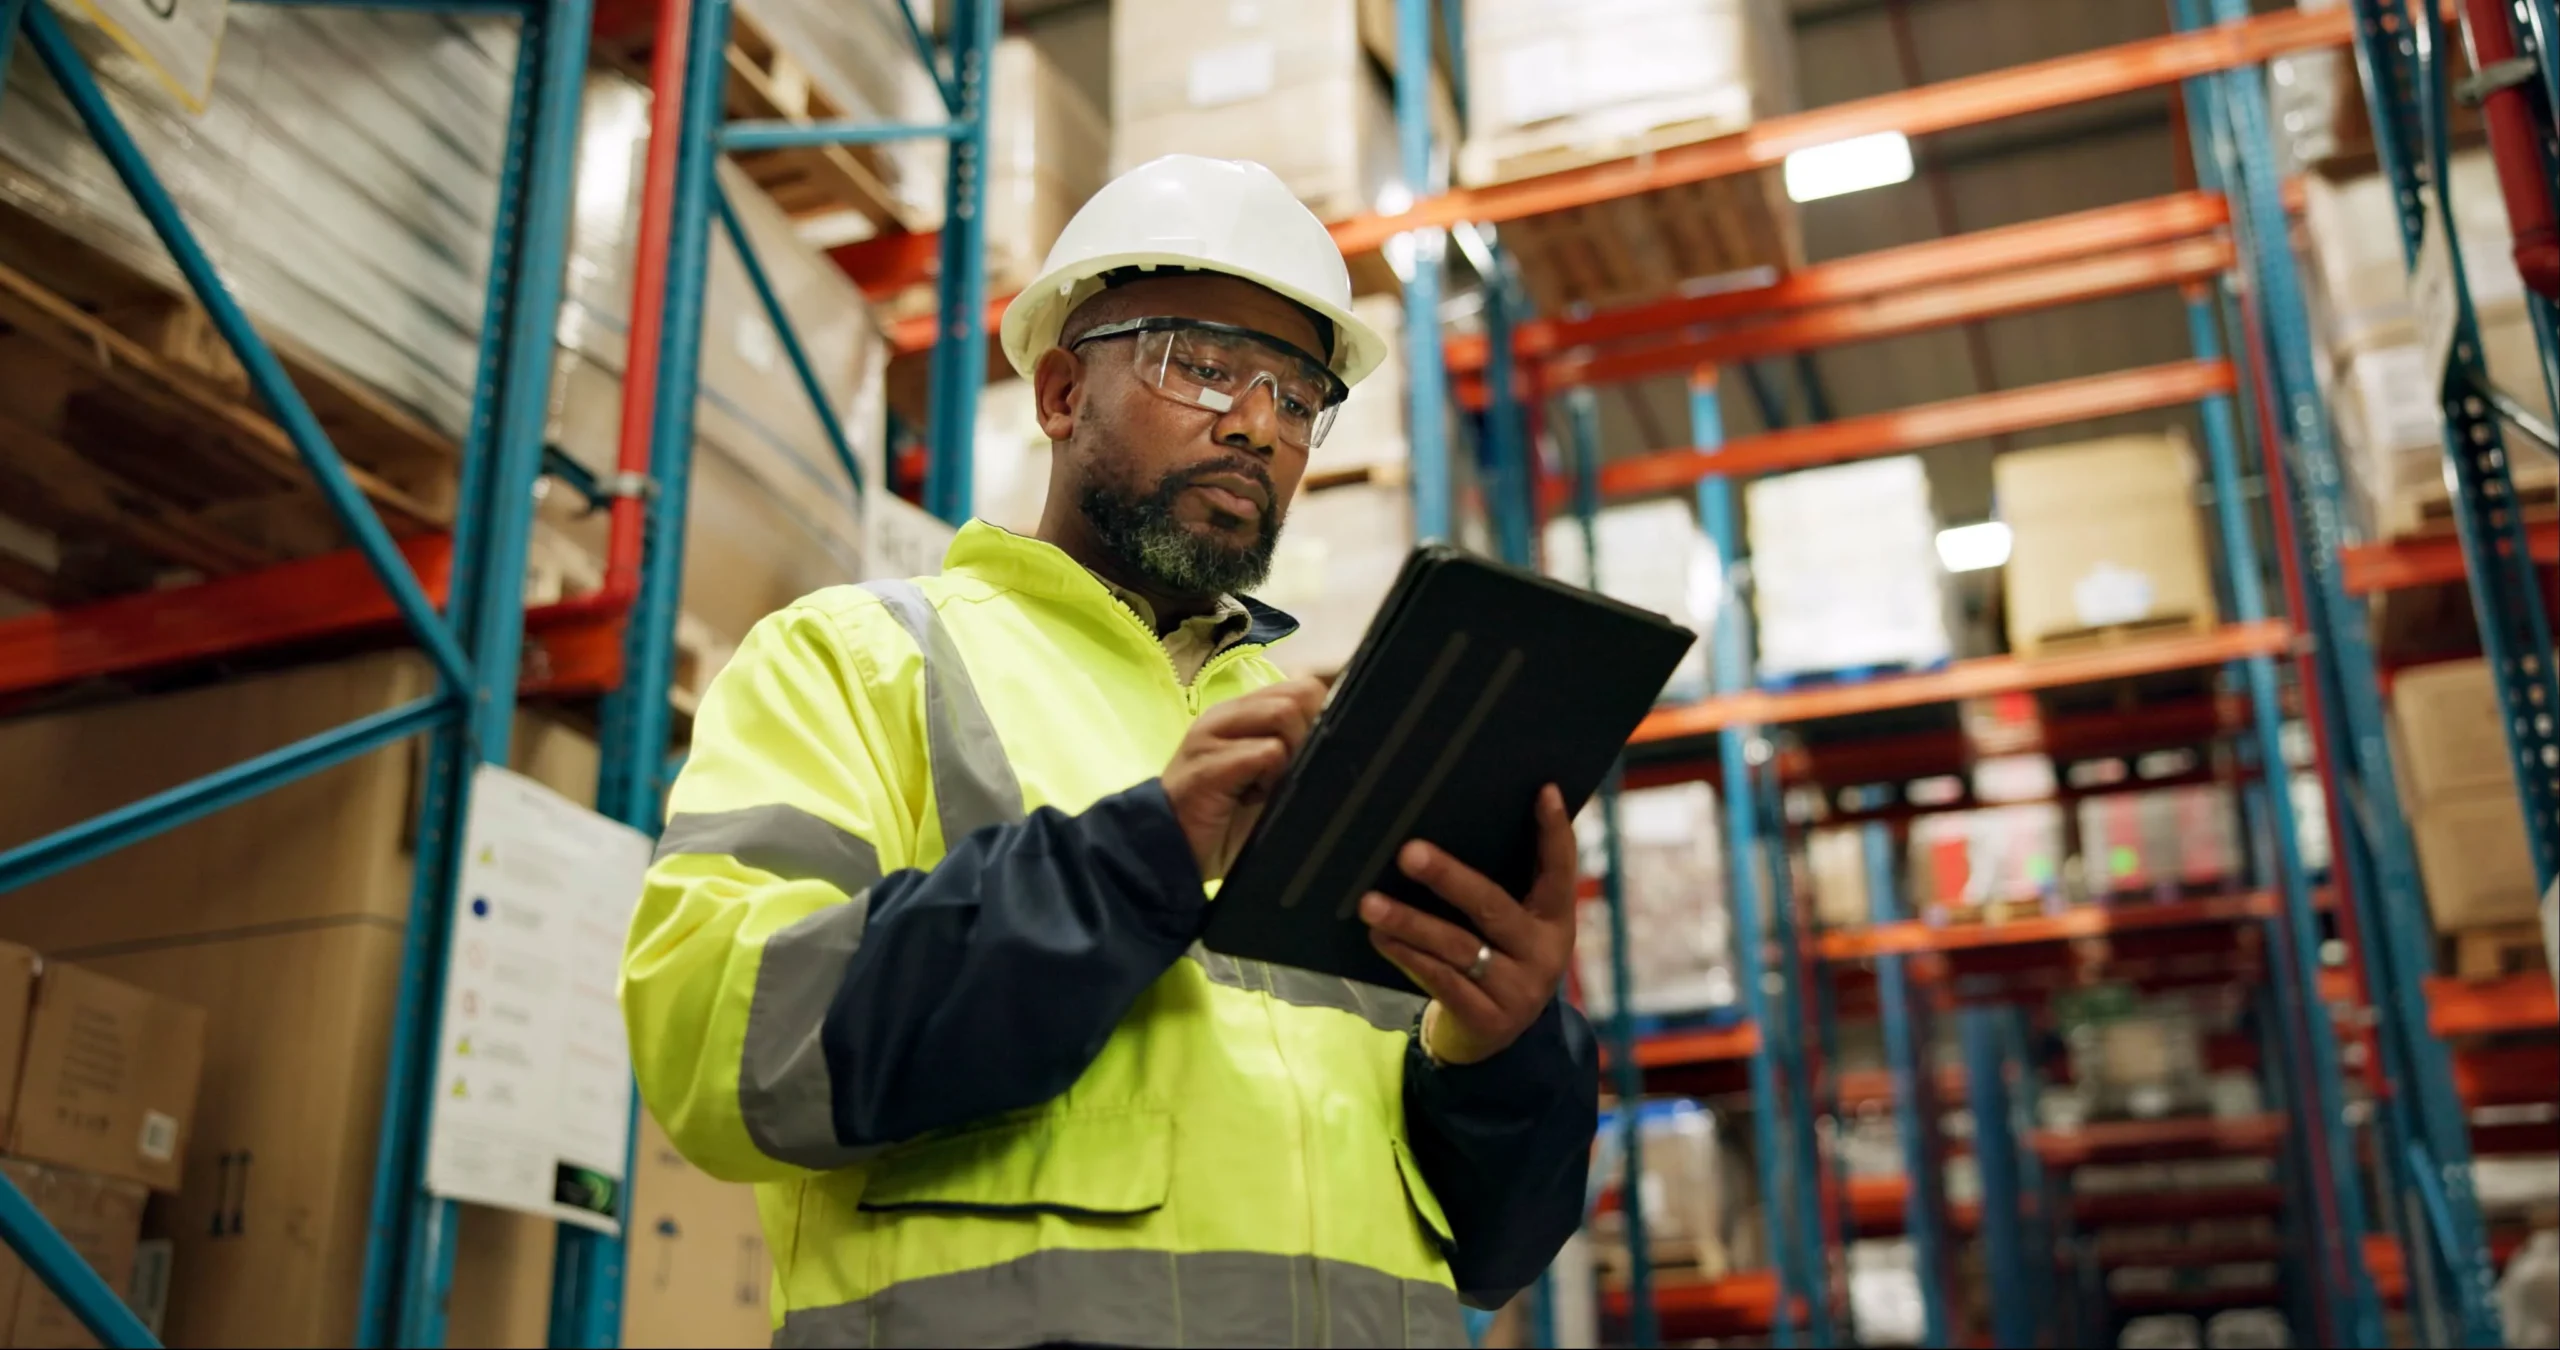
[
  {"left": 0, "top": 537, "right": 455, "bottom": 699},
  {"left": 1818, "top": 893, "right": 2279, "bottom": 961},
  {"left": 2427, "top": 973, "right": 2560, "bottom": 1036},
  {"left": 1606, "top": 1269, "right": 1780, "bottom": 1339},
  {"left": 2340, "top": 520, "right": 2560, "bottom": 594},
  {"left": 2030, "top": 1113, "right": 2289, "bottom": 1167},
  {"left": 1598, "top": 360, "right": 2237, "bottom": 496},
  {"left": 1452, "top": 191, "right": 2232, "bottom": 373},
  {"left": 1632, "top": 1022, "right": 1761, "bottom": 1069},
  {"left": 1329, "top": 7, "right": 2349, "bottom": 253},
  {"left": 1634, "top": 620, "right": 2292, "bottom": 743},
  {"left": 1512, "top": 237, "right": 2235, "bottom": 394}
]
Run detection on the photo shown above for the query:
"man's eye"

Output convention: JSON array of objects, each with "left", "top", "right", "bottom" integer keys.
[
  {"left": 1185, "top": 361, "right": 1232, "bottom": 383},
  {"left": 1280, "top": 394, "right": 1315, "bottom": 419}
]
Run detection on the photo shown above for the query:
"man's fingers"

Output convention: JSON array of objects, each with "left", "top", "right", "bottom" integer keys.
[
  {"left": 1371, "top": 933, "right": 1505, "bottom": 1028},
  {"left": 1196, "top": 682, "right": 1321, "bottom": 756},
  {"left": 1525, "top": 785, "right": 1581, "bottom": 922},
  {"left": 1360, "top": 891, "right": 1493, "bottom": 971},
  {"left": 1191, "top": 737, "right": 1289, "bottom": 796},
  {"left": 1395, "top": 840, "right": 1540, "bottom": 952}
]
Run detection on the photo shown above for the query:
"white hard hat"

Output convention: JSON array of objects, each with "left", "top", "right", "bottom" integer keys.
[{"left": 999, "top": 154, "right": 1390, "bottom": 389}]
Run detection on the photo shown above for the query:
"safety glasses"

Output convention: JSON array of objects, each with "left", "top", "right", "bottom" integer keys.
[{"left": 1069, "top": 317, "right": 1348, "bottom": 450}]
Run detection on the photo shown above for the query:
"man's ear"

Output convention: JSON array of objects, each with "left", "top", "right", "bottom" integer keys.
[{"left": 1032, "top": 347, "right": 1082, "bottom": 441}]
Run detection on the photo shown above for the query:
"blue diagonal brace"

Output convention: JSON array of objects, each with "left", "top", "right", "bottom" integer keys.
[{"left": 714, "top": 180, "right": 864, "bottom": 497}]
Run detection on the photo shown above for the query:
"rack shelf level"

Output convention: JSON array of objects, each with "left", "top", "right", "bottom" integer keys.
[{"left": 1633, "top": 622, "right": 2291, "bottom": 745}]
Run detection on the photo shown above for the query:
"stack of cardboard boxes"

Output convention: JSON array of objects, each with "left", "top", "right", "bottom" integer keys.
[
  {"left": 2299, "top": 151, "right": 2557, "bottom": 539},
  {"left": 1458, "top": 0, "right": 1795, "bottom": 186},
  {"left": 983, "top": 35, "right": 1114, "bottom": 300},
  {"left": 1570, "top": 783, "right": 1733, "bottom": 1019},
  {"left": 1995, "top": 432, "right": 2221, "bottom": 658},
  {"left": 0, "top": 949, "right": 202, "bottom": 1346},
  {"left": 1541, "top": 499, "right": 1718, "bottom": 704},
  {"left": 1109, "top": 0, "right": 1398, "bottom": 223},
  {"left": 0, "top": 655, "right": 772, "bottom": 1346},
  {"left": 2390, "top": 659, "right": 2542, "bottom": 960}
]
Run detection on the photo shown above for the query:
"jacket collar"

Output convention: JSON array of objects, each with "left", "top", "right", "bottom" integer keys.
[{"left": 943, "top": 521, "right": 1300, "bottom": 648}]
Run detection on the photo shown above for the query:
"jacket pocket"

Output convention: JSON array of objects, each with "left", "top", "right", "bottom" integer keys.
[
  {"left": 1391, "top": 1137, "right": 1458, "bottom": 1256},
  {"left": 858, "top": 1108, "right": 1173, "bottom": 1218}
]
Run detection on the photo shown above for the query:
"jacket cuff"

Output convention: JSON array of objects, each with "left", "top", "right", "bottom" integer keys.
[
  {"left": 1412, "top": 997, "right": 1583, "bottom": 1112},
  {"left": 1087, "top": 779, "right": 1212, "bottom": 942}
]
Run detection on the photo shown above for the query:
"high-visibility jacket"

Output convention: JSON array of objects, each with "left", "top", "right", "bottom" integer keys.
[{"left": 623, "top": 521, "right": 1596, "bottom": 1348}]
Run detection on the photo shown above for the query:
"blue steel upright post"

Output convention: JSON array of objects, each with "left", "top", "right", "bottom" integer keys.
[
  {"left": 2200, "top": 0, "right": 2512, "bottom": 1339},
  {"left": 2162, "top": 40, "right": 2381, "bottom": 1324},
  {"left": 1866, "top": 823, "right": 1950, "bottom": 1348},
  {"left": 922, "top": 0, "right": 998, "bottom": 525},
  {"left": 1397, "top": 0, "right": 1451, "bottom": 543},
  {"left": 1564, "top": 389, "right": 1658, "bottom": 1350},
  {"left": 373, "top": 2, "right": 594, "bottom": 1344},
  {"left": 1687, "top": 371, "right": 1831, "bottom": 1346},
  {"left": 1958, "top": 1006, "right": 2034, "bottom": 1349}
]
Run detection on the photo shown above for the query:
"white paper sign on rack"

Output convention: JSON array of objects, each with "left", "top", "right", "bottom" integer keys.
[
  {"left": 424, "top": 764, "right": 651, "bottom": 1233},
  {"left": 55, "top": 0, "right": 229, "bottom": 112}
]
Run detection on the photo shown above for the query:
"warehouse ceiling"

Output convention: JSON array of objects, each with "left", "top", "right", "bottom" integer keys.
[{"left": 1586, "top": 0, "right": 2302, "bottom": 525}]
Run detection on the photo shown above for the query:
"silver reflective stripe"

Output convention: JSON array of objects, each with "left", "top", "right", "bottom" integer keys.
[
  {"left": 1187, "top": 945, "right": 1424, "bottom": 1035},
  {"left": 861, "top": 579, "right": 1027, "bottom": 843},
  {"left": 743, "top": 893, "right": 881, "bottom": 1172},
  {"left": 657, "top": 805, "right": 882, "bottom": 899},
  {"left": 657, "top": 805, "right": 891, "bottom": 1171},
  {"left": 774, "top": 1247, "right": 1465, "bottom": 1348}
]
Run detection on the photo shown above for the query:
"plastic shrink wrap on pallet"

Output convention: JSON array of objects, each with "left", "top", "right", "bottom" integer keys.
[
  {"left": 1571, "top": 783, "right": 1734, "bottom": 1018},
  {"left": 546, "top": 75, "right": 889, "bottom": 648},
  {"left": 1746, "top": 455, "right": 1954, "bottom": 683},
  {"left": 1541, "top": 499, "right": 1718, "bottom": 703},
  {"left": 0, "top": 7, "right": 517, "bottom": 437},
  {"left": 1457, "top": 0, "right": 1794, "bottom": 185}
]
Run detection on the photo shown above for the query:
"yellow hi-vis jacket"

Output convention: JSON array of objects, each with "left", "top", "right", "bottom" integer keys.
[{"left": 624, "top": 521, "right": 1597, "bottom": 1348}]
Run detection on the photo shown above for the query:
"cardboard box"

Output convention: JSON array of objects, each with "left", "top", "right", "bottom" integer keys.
[
  {"left": 623, "top": 1112, "right": 773, "bottom": 1348},
  {"left": 0, "top": 655, "right": 605, "bottom": 1345},
  {"left": 1111, "top": 0, "right": 1400, "bottom": 220},
  {"left": 1995, "top": 433, "right": 2219, "bottom": 655},
  {"left": 1256, "top": 482, "right": 1414, "bottom": 679},
  {"left": 0, "top": 1159, "right": 148, "bottom": 1350},
  {"left": 8, "top": 964, "right": 204, "bottom": 1193},
  {"left": 0, "top": 946, "right": 37, "bottom": 1150},
  {"left": 1459, "top": 0, "right": 1794, "bottom": 185},
  {"left": 2391, "top": 659, "right": 2518, "bottom": 803},
  {"left": 1746, "top": 456, "right": 1951, "bottom": 680},
  {"left": 985, "top": 34, "right": 1111, "bottom": 294},
  {"left": 2412, "top": 786, "right": 2539, "bottom": 933}
]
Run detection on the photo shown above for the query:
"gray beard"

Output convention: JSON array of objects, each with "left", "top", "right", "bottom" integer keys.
[{"left": 1077, "top": 460, "right": 1283, "bottom": 597}]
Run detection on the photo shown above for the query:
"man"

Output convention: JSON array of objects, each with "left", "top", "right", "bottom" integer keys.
[{"left": 624, "top": 155, "right": 1598, "bottom": 1349}]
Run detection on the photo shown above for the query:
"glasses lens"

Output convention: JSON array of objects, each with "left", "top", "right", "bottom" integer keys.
[{"left": 1134, "top": 326, "right": 1336, "bottom": 447}]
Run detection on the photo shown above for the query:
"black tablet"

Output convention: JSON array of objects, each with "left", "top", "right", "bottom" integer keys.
[{"left": 1203, "top": 545, "right": 1698, "bottom": 993}]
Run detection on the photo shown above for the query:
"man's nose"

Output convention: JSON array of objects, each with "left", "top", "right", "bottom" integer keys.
[{"left": 1212, "top": 378, "right": 1283, "bottom": 456}]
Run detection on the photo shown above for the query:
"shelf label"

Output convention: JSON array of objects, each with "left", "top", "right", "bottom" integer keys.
[
  {"left": 425, "top": 764, "right": 652, "bottom": 1233},
  {"left": 2408, "top": 186, "right": 2462, "bottom": 396},
  {"left": 56, "top": 0, "right": 229, "bottom": 113}
]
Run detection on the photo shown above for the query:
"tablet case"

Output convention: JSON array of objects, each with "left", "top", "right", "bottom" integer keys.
[{"left": 1203, "top": 545, "right": 1698, "bottom": 993}]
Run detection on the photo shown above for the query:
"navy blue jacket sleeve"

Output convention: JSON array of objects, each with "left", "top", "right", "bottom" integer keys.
[
  {"left": 820, "top": 778, "right": 1208, "bottom": 1146},
  {"left": 1404, "top": 996, "right": 1600, "bottom": 1308}
]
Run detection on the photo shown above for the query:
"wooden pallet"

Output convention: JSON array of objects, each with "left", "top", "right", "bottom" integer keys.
[
  {"left": 1496, "top": 168, "right": 1802, "bottom": 317},
  {"left": 1941, "top": 897, "right": 2052, "bottom": 926},
  {"left": 2372, "top": 474, "right": 2559, "bottom": 542},
  {"left": 1301, "top": 458, "right": 1412, "bottom": 494},
  {"left": 0, "top": 203, "right": 456, "bottom": 607},
  {"left": 2448, "top": 923, "right": 2549, "bottom": 981},
  {"left": 2013, "top": 610, "right": 2221, "bottom": 662},
  {"left": 596, "top": 8, "right": 924, "bottom": 232}
]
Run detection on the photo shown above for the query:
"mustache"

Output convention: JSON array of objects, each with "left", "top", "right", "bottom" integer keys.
[{"left": 1162, "top": 457, "right": 1275, "bottom": 507}]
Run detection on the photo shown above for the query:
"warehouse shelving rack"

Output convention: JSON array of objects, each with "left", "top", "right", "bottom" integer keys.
[
  {"left": 0, "top": 0, "right": 999, "bottom": 1345},
  {"left": 1345, "top": 1, "right": 2560, "bottom": 1347}
]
